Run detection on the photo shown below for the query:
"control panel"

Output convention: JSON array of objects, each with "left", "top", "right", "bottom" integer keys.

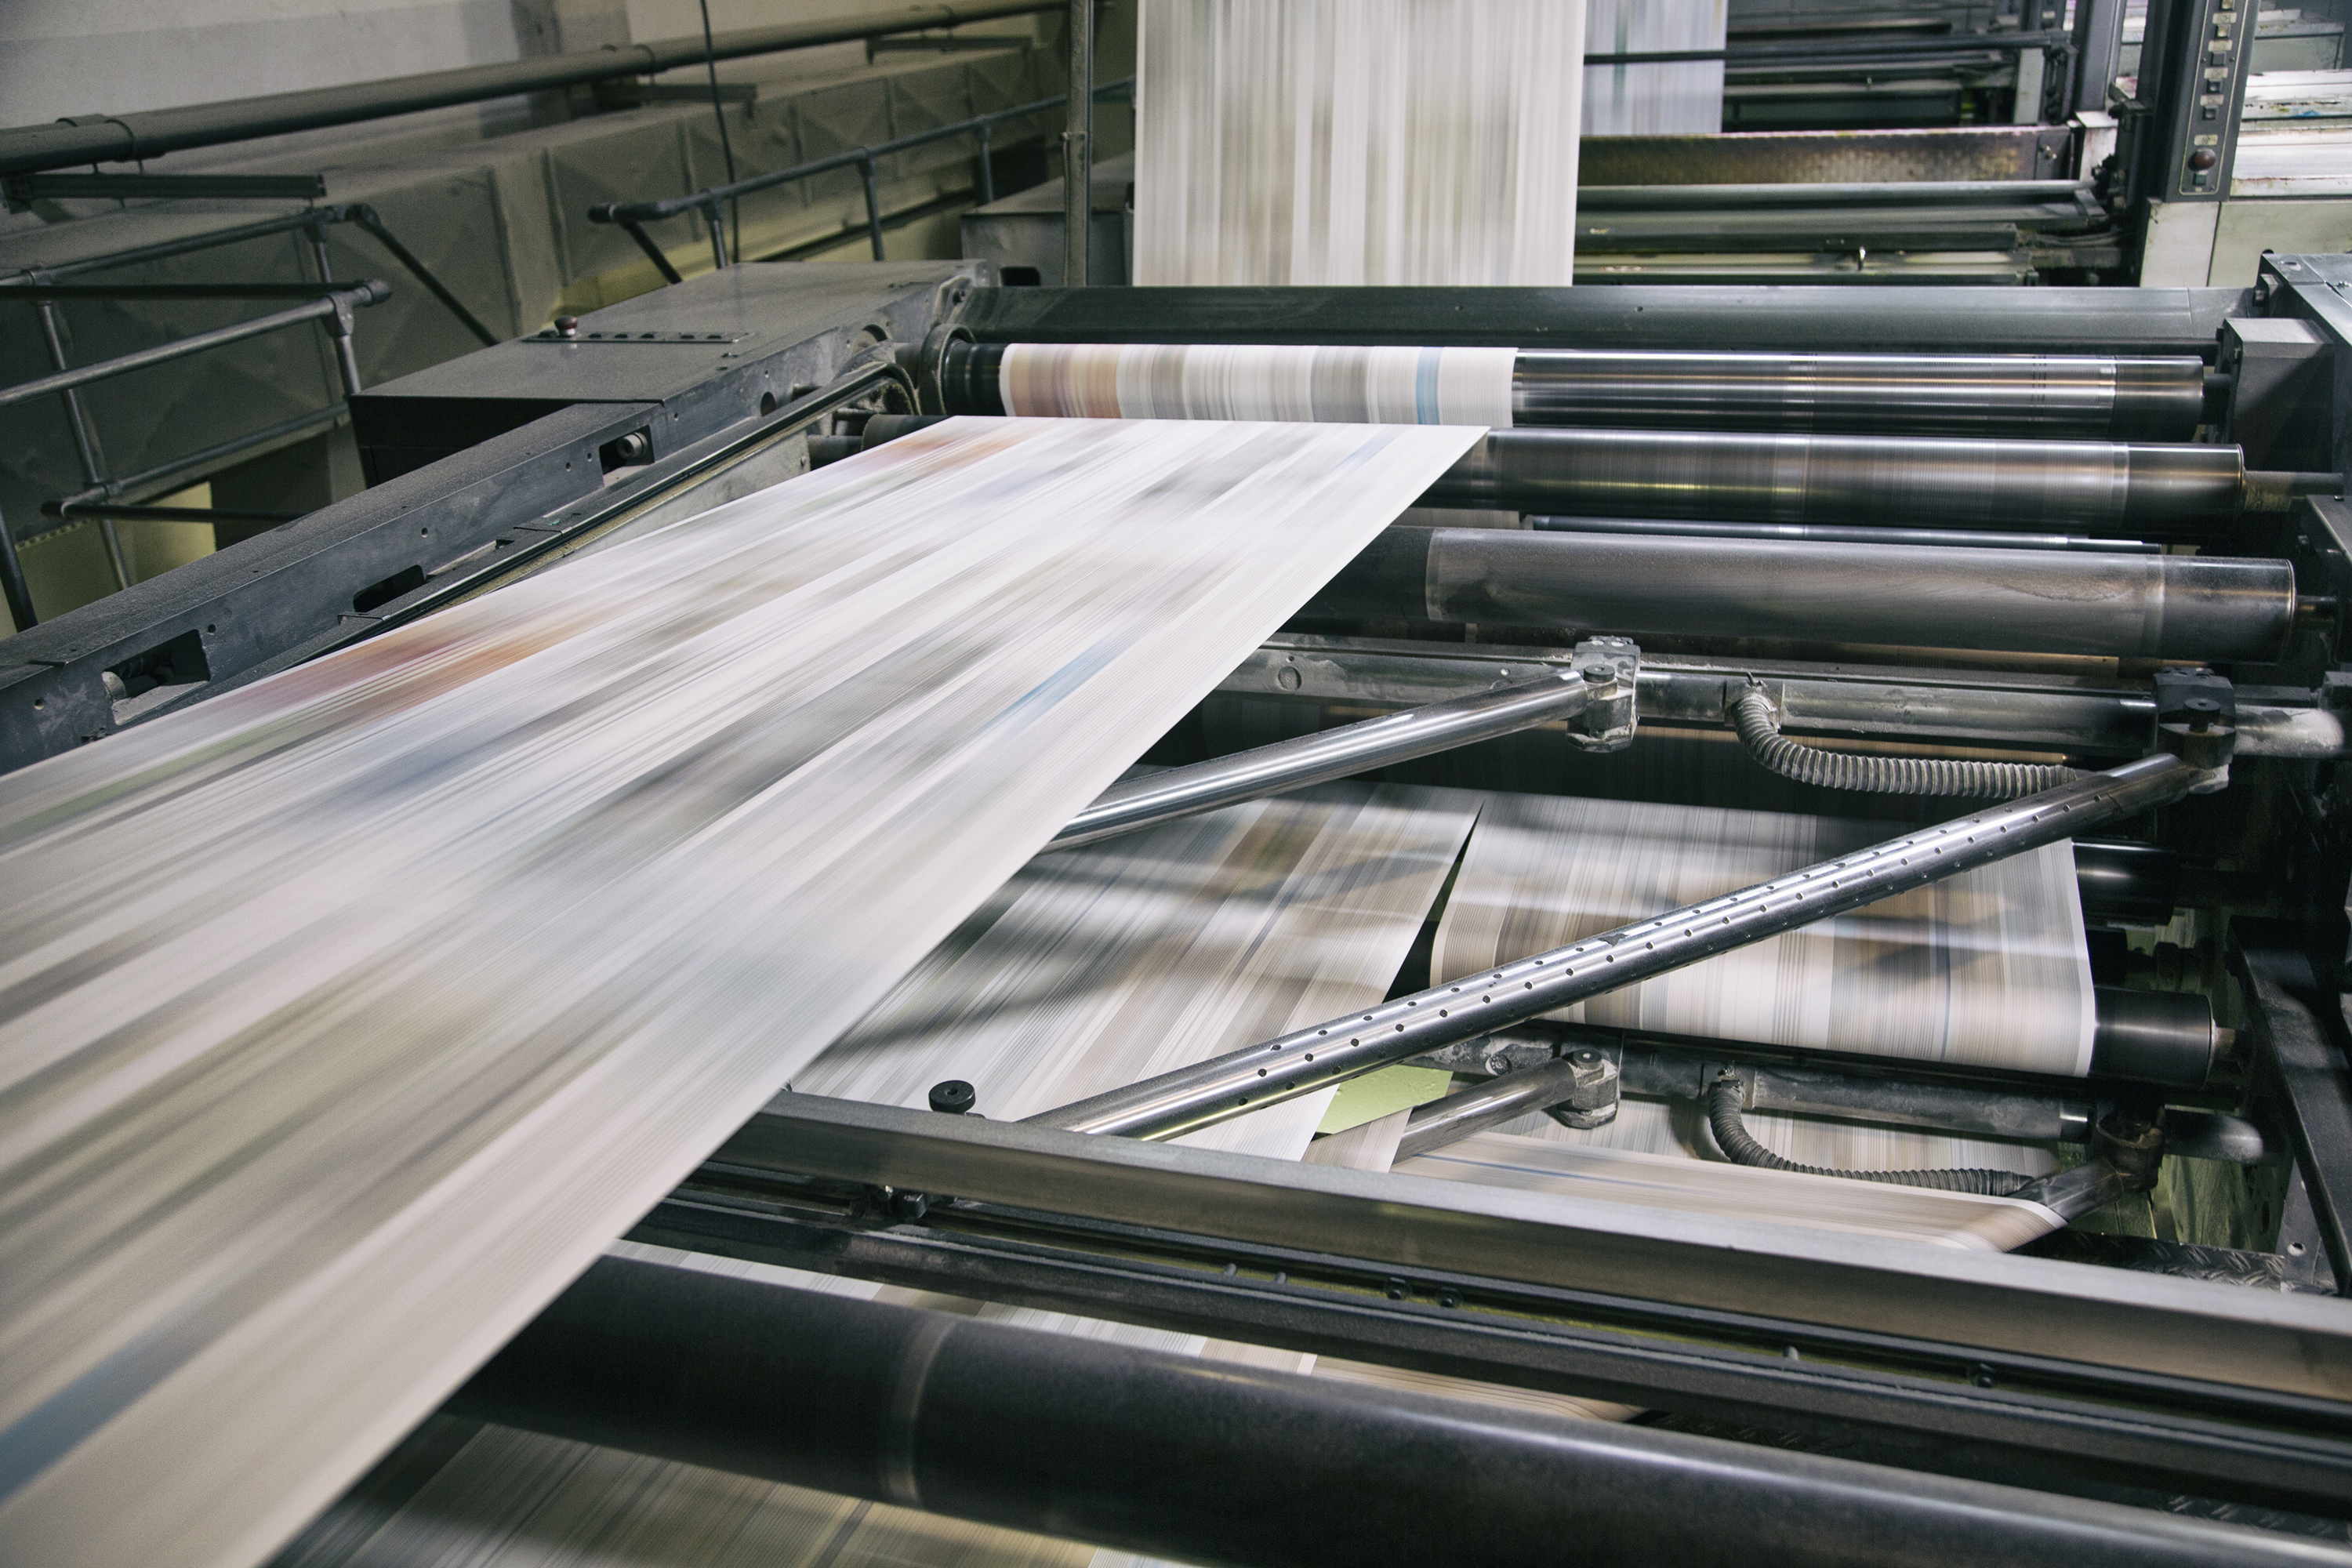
[{"left": 2144, "top": 0, "right": 2258, "bottom": 201}]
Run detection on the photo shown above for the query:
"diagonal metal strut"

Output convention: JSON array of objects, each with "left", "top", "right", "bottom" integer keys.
[
  {"left": 1030, "top": 753, "right": 2208, "bottom": 1141},
  {"left": 1050, "top": 666, "right": 1592, "bottom": 851}
]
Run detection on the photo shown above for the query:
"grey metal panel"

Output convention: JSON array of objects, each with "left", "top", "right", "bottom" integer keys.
[
  {"left": 354, "top": 263, "right": 970, "bottom": 408},
  {"left": 0, "top": 401, "right": 649, "bottom": 774},
  {"left": 348, "top": 262, "right": 974, "bottom": 479}
]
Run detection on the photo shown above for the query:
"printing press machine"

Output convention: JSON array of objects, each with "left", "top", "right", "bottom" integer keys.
[{"left": 11, "top": 257, "right": 2352, "bottom": 1563}]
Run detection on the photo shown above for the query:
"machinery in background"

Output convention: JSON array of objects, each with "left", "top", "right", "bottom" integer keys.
[{"left": 6, "top": 257, "right": 2352, "bottom": 1559}]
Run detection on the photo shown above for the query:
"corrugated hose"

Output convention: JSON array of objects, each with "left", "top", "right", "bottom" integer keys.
[
  {"left": 1725, "top": 683, "right": 2082, "bottom": 798},
  {"left": 1706, "top": 1075, "right": 2035, "bottom": 1196}
]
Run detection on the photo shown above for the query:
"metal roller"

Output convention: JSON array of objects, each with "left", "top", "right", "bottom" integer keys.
[
  {"left": 1301, "top": 528, "right": 2298, "bottom": 662},
  {"left": 1511, "top": 350, "right": 2209, "bottom": 440},
  {"left": 1417, "top": 430, "right": 2259, "bottom": 535},
  {"left": 1530, "top": 516, "right": 2161, "bottom": 554},
  {"left": 940, "top": 341, "right": 2210, "bottom": 440},
  {"left": 849, "top": 412, "right": 2338, "bottom": 536},
  {"left": 453, "top": 1255, "right": 2321, "bottom": 1568}
]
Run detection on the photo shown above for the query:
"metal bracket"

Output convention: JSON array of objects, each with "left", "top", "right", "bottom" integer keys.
[
  {"left": 1543, "top": 1046, "right": 1622, "bottom": 1130},
  {"left": 2153, "top": 665, "right": 2236, "bottom": 786},
  {"left": 1566, "top": 636, "right": 1639, "bottom": 753},
  {"left": 911, "top": 321, "right": 973, "bottom": 414}
]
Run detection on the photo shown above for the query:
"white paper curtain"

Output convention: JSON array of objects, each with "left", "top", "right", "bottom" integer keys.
[
  {"left": 1134, "top": 0, "right": 1588, "bottom": 286},
  {"left": 1583, "top": 0, "right": 1729, "bottom": 136}
]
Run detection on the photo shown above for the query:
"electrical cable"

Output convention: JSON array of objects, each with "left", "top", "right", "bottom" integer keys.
[
  {"left": 1705, "top": 1075, "right": 2034, "bottom": 1195},
  {"left": 1726, "top": 681, "right": 2084, "bottom": 798}
]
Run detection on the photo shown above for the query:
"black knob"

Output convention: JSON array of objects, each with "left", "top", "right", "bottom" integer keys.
[
  {"left": 554, "top": 314, "right": 580, "bottom": 337},
  {"left": 2189, "top": 148, "right": 2220, "bottom": 172},
  {"left": 928, "top": 1080, "right": 977, "bottom": 1115}
]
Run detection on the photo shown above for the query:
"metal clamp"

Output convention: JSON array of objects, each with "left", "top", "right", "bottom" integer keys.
[
  {"left": 1566, "top": 637, "right": 1639, "bottom": 753},
  {"left": 2152, "top": 666, "right": 2236, "bottom": 788},
  {"left": 1543, "top": 1047, "right": 1622, "bottom": 1130},
  {"left": 910, "top": 321, "right": 973, "bottom": 415}
]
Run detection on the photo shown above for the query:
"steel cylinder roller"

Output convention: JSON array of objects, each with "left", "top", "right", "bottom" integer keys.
[
  {"left": 941, "top": 340, "right": 2212, "bottom": 441},
  {"left": 1417, "top": 429, "right": 2256, "bottom": 535},
  {"left": 1300, "top": 528, "right": 2298, "bottom": 662},
  {"left": 1508, "top": 350, "right": 2209, "bottom": 441}
]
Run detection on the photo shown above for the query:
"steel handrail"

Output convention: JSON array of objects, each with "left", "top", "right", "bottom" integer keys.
[
  {"left": 0, "top": 281, "right": 389, "bottom": 409},
  {"left": 0, "top": 2, "right": 1062, "bottom": 177},
  {"left": 2, "top": 203, "right": 499, "bottom": 347},
  {"left": 588, "top": 77, "right": 1136, "bottom": 279}
]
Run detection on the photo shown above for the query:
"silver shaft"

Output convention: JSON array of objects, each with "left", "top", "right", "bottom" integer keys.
[
  {"left": 1029, "top": 753, "right": 2205, "bottom": 1140},
  {"left": 1415, "top": 529, "right": 2295, "bottom": 662},
  {"left": 1394, "top": 1054, "right": 1599, "bottom": 1163},
  {"left": 1051, "top": 667, "right": 1591, "bottom": 851},
  {"left": 1512, "top": 350, "right": 2206, "bottom": 442}
]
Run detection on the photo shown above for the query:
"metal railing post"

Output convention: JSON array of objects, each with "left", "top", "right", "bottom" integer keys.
[
  {"left": 305, "top": 212, "right": 336, "bottom": 288},
  {"left": 0, "top": 499, "right": 37, "bottom": 631},
  {"left": 306, "top": 212, "right": 368, "bottom": 400},
  {"left": 32, "top": 296, "right": 129, "bottom": 589},
  {"left": 1061, "top": 0, "right": 1092, "bottom": 287},
  {"left": 704, "top": 194, "right": 730, "bottom": 270},
  {"left": 325, "top": 294, "right": 366, "bottom": 399},
  {"left": 858, "top": 151, "right": 886, "bottom": 260},
  {"left": 977, "top": 119, "right": 996, "bottom": 205}
]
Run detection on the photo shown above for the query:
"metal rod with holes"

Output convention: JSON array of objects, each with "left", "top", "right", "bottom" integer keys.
[{"left": 1029, "top": 753, "right": 2207, "bottom": 1141}]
